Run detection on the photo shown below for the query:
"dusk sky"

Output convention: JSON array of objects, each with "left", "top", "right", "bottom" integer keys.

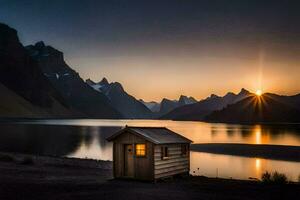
[{"left": 0, "top": 0, "right": 299, "bottom": 101}]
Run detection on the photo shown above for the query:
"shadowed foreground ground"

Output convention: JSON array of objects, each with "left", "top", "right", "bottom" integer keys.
[{"left": 0, "top": 152, "right": 299, "bottom": 200}]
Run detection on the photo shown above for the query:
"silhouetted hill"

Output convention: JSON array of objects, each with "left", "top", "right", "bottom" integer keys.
[
  {"left": 205, "top": 94, "right": 300, "bottom": 123},
  {"left": 0, "top": 23, "right": 75, "bottom": 117},
  {"left": 161, "top": 89, "right": 251, "bottom": 120},
  {"left": 178, "top": 95, "right": 197, "bottom": 106},
  {"left": 86, "top": 78, "right": 153, "bottom": 118},
  {"left": 264, "top": 93, "right": 300, "bottom": 110},
  {"left": 159, "top": 98, "right": 179, "bottom": 115},
  {"left": 26, "top": 42, "right": 121, "bottom": 119},
  {"left": 140, "top": 95, "right": 197, "bottom": 115},
  {"left": 0, "top": 83, "right": 75, "bottom": 118},
  {"left": 160, "top": 96, "right": 197, "bottom": 115},
  {"left": 0, "top": 23, "right": 63, "bottom": 107},
  {"left": 139, "top": 100, "right": 161, "bottom": 112}
]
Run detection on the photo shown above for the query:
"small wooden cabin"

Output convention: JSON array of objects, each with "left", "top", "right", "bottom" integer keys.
[{"left": 107, "top": 126, "right": 192, "bottom": 181}]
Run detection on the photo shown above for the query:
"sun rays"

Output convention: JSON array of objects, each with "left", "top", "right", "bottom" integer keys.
[{"left": 256, "top": 90, "right": 262, "bottom": 96}]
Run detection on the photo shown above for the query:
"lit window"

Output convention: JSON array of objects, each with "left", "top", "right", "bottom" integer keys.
[{"left": 135, "top": 144, "right": 146, "bottom": 156}]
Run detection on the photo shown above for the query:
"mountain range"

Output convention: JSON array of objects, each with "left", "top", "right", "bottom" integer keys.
[
  {"left": 161, "top": 88, "right": 251, "bottom": 120},
  {"left": 86, "top": 78, "right": 153, "bottom": 118},
  {"left": 25, "top": 41, "right": 121, "bottom": 118},
  {"left": 1, "top": 22, "right": 300, "bottom": 123},
  {"left": 0, "top": 23, "right": 75, "bottom": 118},
  {"left": 86, "top": 78, "right": 198, "bottom": 118},
  {"left": 140, "top": 95, "right": 197, "bottom": 115},
  {"left": 0, "top": 23, "right": 120, "bottom": 118},
  {"left": 139, "top": 100, "right": 161, "bottom": 113},
  {"left": 205, "top": 93, "right": 300, "bottom": 123}
]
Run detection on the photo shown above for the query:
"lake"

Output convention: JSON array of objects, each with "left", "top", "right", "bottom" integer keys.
[{"left": 0, "top": 119, "right": 300, "bottom": 181}]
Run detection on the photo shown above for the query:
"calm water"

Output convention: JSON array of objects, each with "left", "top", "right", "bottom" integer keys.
[{"left": 0, "top": 119, "right": 300, "bottom": 181}]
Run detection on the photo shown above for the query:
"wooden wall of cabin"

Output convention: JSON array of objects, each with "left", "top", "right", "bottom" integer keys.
[
  {"left": 112, "top": 131, "right": 154, "bottom": 180},
  {"left": 154, "top": 144, "right": 190, "bottom": 179}
]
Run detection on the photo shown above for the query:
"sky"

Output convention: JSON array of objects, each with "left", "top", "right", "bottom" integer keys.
[{"left": 0, "top": 0, "right": 299, "bottom": 101}]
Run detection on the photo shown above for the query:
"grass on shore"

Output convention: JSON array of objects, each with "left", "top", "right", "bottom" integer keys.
[{"left": 261, "top": 171, "right": 288, "bottom": 184}]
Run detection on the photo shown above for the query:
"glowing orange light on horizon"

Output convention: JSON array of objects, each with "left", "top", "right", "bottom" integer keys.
[{"left": 255, "top": 90, "right": 262, "bottom": 96}]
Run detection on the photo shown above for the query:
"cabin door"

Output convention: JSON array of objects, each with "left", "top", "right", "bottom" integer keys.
[{"left": 124, "top": 144, "right": 134, "bottom": 177}]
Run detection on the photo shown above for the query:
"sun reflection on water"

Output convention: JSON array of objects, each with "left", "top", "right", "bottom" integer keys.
[
  {"left": 255, "top": 158, "right": 261, "bottom": 169},
  {"left": 254, "top": 126, "right": 262, "bottom": 144},
  {"left": 255, "top": 158, "right": 262, "bottom": 178}
]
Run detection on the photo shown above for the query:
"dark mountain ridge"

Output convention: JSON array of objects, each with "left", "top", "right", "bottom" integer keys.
[
  {"left": 205, "top": 93, "right": 300, "bottom": 123},
  {"left": 0, "top": 23, "right": 64, "bottom": 108},
  {"left": 159, "top": 98, "right": 179, "bottom": 115},
  {"left": 86, "top": 78, "right": 153, "bottom": 118},
  {"left": 178, "top": 95, "right": 197, "bottom": 106},
  {"left": 0, "top": 23, "right": 75, "bottom": 117},
  {"left": 26, "top": 42, "right": 121, "bottom": 119},
  {"left": 140, "top": 95, "right": 197, "bottom": 115},
  {"left": 161, "top": 88, "right": 251, "bottom": 120},
  {"left": 139, "top": 99, "right": 161, "bottom": 113}
]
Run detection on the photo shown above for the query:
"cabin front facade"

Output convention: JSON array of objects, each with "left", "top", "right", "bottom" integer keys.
[{"left": 107, "top": 126, "right": 192, "bottom": 181}]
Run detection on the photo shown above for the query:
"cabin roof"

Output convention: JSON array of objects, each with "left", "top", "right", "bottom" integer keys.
[{"left": 106, "top": 126, "right": 193, "bottom": 144}]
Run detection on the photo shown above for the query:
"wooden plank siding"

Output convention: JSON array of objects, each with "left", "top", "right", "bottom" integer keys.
[
  {"left": 112, "top": 131, "right": 154, "bottom": 181},
  {"left": 154, "top": 144, "right": 190, "bottom": 179}
]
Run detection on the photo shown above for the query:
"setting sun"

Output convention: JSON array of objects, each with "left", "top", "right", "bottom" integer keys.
[{"left": 255, "top": 90, "right": 262, "bottom": 96}]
